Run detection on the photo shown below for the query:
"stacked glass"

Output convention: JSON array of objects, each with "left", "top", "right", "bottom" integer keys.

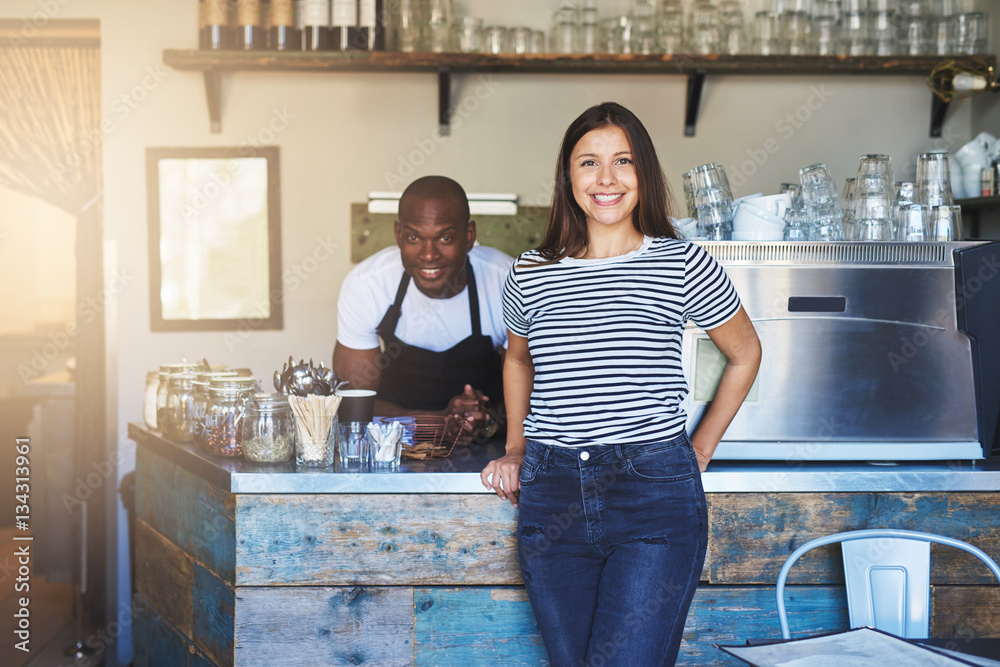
[
  {"left": 659, "top": 0, "right": 687, "bottom": 53},
  {"left": 719, "top": 0, "right": 750, "bottom": 53},
  {"left": 894, "top": 181, "right": 917, "bottom": 239},
  {"left": 813, "top": 0, "right": 840, "bottom": 54},
  {"left": 852, "top": 154, "right": 896, "bottom": 241},
  {"left": 780, "top": 0, "right": 815, "bottom": 55},
  {"left": 691, "top": 163, "right": 734, "bottom": 240},
  {"left": 781, "top": 183, "right": 812, "bottom": 240},
  {"left": 901, "top": 0, "right": 932, "bottom": 54},
  {"left": 915, "top": 151, "right": 955, "bottom": 207},
  {"left": 840, "top": 0, "right": 872, "bottom": 55},
  {"left": 799, "top": 163, "right": 846, "bottom": 241},
  {"left": 841, "top": 177, "right": 858, "bottom": 238},
  {"left": 871, "top": 0, "right": 898, "bottom": 55}
]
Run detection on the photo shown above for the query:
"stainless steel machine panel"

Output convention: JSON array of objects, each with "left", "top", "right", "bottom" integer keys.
[{"left": 681, "top": 241, "right": 989, "bottom": 462}]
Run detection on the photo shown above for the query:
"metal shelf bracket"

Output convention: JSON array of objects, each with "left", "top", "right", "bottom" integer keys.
[
  {"left": 930, "top": 94, "right": 949, "bottom": 138},
  {"left": 685, "top": 69, "right": 707, "bottom": 137},
  {"left": 204, "top": 69, "right": 222, "bottom": 134},
  {"left": 438, "top": 67, "right": 451, "bottom": 136}
]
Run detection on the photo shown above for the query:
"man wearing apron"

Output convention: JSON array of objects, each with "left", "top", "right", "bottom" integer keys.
[{"left": 334, "top": 176, "right": 512, "bottom": 429}]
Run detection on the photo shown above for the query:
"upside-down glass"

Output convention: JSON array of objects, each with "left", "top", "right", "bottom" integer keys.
[
  {"left": 696, "top": 186, "right": 734, "bottom": 241},
  {"left": 901, "top": 0, "right": 931, "bottom": 54},
  {"left": 800, "top": 163, "right": 846, "bottom": 241},
  {"left": 691, "top": 163, "right": 733, "bottom": 200},
  {"left": 839, "top": 0, "right": 871, "bottom": 55},
  {"left": 853, "top": 154, "right": 895, "bottom": 241},
  {"left": 927, "top": 204, "right": 964, "bottom": 241},
  {"left": 916, "top": 151, "right": 955, "bottom": 207},
  {"left": 690, "top": 1, "right": 722, "bottom": 54},
  {"left": 631, "top": 0, "right": 661, "bottom": 54},
  {"left": 752, "top": 11, "right": 783, "bottom": 54},
  {"left": 482, "top": 25, "right": 509, "bottom": 54},
  {"left": 658, "top": 6, "right": 686, "bottom": 53},
  {"left": 510, "top": 27, "right": 533, "bottom": 54},
  {"left": 551, "top": 6, "right": 580, "bottom": 53},
  {"left": 457, "top": 17, "right": 483, "bottom": 53},
  {"left": 898, "top": 203, "right": 930, "bottom": 242},
  {"left": 427, "top": 0, "right": 454, "bottom": 52},
  {"left": 719, "top": 0, "right": 749, "bottom": 54},
  {"left": 955, "top": 12, "right": 988, "bottom": 54},
  {"left": 394, "top": 0, "right": 424, "bottom": 52}
]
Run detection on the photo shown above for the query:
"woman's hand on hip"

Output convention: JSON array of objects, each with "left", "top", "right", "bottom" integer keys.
[{"left": 480, "top": 452, "right": 525, "bottom": 508}]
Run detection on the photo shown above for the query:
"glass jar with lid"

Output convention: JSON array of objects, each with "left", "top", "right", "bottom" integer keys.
[
  {"left": 162, "top": 372, "right": 197, "bottom": 441},
  {"left": 191, "top": 371, "right": 239, "bottom": 450},
  {"left": 205, "top": 377, "right": 257, "bottom": 457},
  {"left": 155, "top": 363, "right": 199, "bottom": 431},
  {"left": 241, "top": 393, "right": 295, "bottom": 463}
]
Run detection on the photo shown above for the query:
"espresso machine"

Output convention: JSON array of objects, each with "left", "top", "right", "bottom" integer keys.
[{"left": 682, "top": 241, "right": 1000, "bottom": 461}]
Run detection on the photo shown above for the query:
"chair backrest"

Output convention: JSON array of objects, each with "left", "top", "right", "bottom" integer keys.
[{"left": 775, "top": 529, "right": 1000, "bottom": 639}]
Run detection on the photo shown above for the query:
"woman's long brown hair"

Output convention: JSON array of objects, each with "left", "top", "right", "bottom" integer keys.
[{"left": 533, "top": 102, "right": 679, "bottom": 263}]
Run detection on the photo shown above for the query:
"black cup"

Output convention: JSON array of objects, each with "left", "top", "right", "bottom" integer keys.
[{"left": 336, "top": 389, "right": 376, "bottom": 424}]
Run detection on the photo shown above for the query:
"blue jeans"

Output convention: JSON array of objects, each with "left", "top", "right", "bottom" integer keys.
[{"left": 516, "top": 434, "right": 707, "bottom": 667}]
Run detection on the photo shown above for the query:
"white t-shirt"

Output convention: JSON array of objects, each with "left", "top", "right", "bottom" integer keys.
[{"left": 337, "top": 245, "right": 514, "bottom": 353}]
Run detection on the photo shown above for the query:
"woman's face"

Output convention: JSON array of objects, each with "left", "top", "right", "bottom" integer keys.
[{"left": 569, "top": 125, "right": 639, "bottom": 232}]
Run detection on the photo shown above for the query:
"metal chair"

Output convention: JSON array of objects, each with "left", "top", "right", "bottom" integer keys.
[{"left": 775, "top": 528, "right": 1000, "bottom": 639}]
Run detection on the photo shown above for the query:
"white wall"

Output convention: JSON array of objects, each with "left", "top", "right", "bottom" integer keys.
[{"left": 1, "top": 1, "right": 996, "bottom": 664}]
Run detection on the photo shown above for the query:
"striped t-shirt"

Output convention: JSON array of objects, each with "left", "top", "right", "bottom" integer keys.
[{"left": 503, "top": 236, "right": 741, "bottom": 448}]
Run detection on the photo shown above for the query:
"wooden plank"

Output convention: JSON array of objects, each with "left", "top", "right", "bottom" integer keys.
[
  {"left": 133, "top": 594, "right": 220, "bottom": 667},
  {"left": 193, "top": 563, "right": 235, "bottom": 667},
  {"left": 135, "top": 518, "right": 194, "bottom": 639},
  {"left": 413, "top": 587, "right": 548, "bottom": 666},
  {"left": 162, "top": 49, "right": 996, "bottom": 76},
  {"left": 932, "top": 586, "right": 1000, "bottom": 638},
  {"left": 137, "top": 447, "right": 237, "bottom": 584},
  {"left": 680, "top": 586, "right": 850, "bottom": 665},
  {"left": 708, "top": 493, "right": 1000, "bottom": 585},
  {"left": 235, "top": 494, "right": 520, "bottom": 585},
  {"left": 234, "top": 586, "right": 414, "bottom": 666}
]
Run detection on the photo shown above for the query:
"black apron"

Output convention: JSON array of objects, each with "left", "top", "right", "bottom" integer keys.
[{"left": 375, "top": 259, "right": 503, "bottom": 411}]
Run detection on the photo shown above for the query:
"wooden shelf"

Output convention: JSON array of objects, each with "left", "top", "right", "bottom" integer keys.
[{"left": 162, "top": 49, "right": 997, "bottom": 135}]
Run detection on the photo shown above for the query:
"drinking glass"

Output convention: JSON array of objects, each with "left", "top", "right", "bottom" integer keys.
[
  {"left": 800, "top": 163, "right": 846, "bottom": 240},
  {"left": 395, "top": 0, "right": 425, "bottom": 52},
  {"left": 915, "top": 151, "right": 955, "bottom": 207},
  {"left": 901, "top": 0, "right": 931, "bottom": 54},
  {"left": 839, "top": 0, "right": 872, "bottom": 55},
  {"left": 719, "top": 0, "right": 749, "bottom": 54},
  {"left": 955, "top": 12, "right": 988, "bottom": 54},
  {"left": 872, "top": 8, "right": 898, "bottom": 55},
  {"left": 682, "top": 170, "right": 698, "bottom": 218},
  {"left": 895, "top": 181, "right": 917, "bottom": 238},
  {"left": 696, "top": 186, "right": 734, "bottom": 241},
  {"left": 692, "top": 163, "right": 733, "bottom": 200},
  {"left": 898, "top": 203, "right": 929, "bottom": 241},
  {"left": 510, "top": 27, "right": 533, "bottom": 54},
  {"left": 551, "top": 6, "right": 581, "bottom": 53},
  {"left": 782, "top": 184, "right": 811, "bottom": 241},
  {"left": 427, "top": 0, "right": 454, "bottom": 52},
  {"left": 631, "top": 0, "right": 661, "bottom": 54},
  {"left": 658, "top": 7, "right": 686, "bottom": 53},
  {"left": 927, "top": 205, "right": 963, "bottom": 241},
  {"left": 931, "top": 15, "right": 957, "bottom": 54},
  {"left": 581, "top": 1, "right": 599, "bottom": 53},
  {"left": 482, "top": 25, "right": 509, "bottom": 54},
  {"left": 752, "top": 11, "right": 783, "bottom": 54},
  {"left": 853, "top": 154, "right": 894, "bottom": 241},
  {"left": 457, "top": 17, "right": 483, "bottom": 53},
  {"left": 690, "top": 1, "right": 722, "bottom": 54}
]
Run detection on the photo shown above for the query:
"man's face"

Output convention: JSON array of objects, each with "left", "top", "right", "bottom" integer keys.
[{"left": 394, "top": 196, "right": 475, "bottom": 299}]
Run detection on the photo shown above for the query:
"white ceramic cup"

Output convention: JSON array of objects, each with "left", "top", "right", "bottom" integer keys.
[
  {"left": 743, "top": 193, "right": 792, "bottom": 219},
  {"left": 733, "top": 202, "right": 787, "bottom": 232}
]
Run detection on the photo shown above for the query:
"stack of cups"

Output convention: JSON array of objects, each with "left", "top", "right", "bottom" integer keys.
[
  {"left": 691, "top": 163, "right": 734, "bottom": 240},
  {"left": 852, "top": 154, "right": 895, "bottom": 241},
  {"left": 895, "top": 181, "right": 918, "bottom": 239},
  {"left": 814, "top": 0, "right": 840, "bottom": 54},
  {"left": 840, "top": 0, "right": 871, "bottom": 55},
  {"left": 915, "top": 151, "right": 955, "bottom": 207},
  {"left": 871, "top": 0, "right": 897, "bottom": 55},
  {"left": 900, "top": 0, "right": 931, "bottom": 54},
  {"left": 799, "top": 163, "right": 846, "bottom": 241}
]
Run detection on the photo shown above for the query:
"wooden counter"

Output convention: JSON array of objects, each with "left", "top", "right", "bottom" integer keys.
[{"left": 129, "top": 423, "right": 1000, "bottom": 666}]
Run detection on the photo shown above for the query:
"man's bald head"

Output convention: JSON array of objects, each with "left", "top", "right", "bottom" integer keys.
[{"left": 399, "top": 176, "right": 470, "bottom": 224}]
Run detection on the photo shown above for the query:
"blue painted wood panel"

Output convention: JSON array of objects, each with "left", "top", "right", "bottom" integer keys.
[
  {"left": 235, "top": 494, "right": 520, "bottom": 586},
  {"left": 413, "top": 587, "right": 548, "bottom": 666},
  {"left": 709, "top": 493, "right": 1000, "bottom": 585},
  {"left": 133, "top": 594, "right": 221, "bottom": 667},
  {"left": 136, "top": 447, "right": 237, "bottom": 584},
  {"left": 234, "top": 586, "right": 414, "bottom": 666},
  {"left": 193, "top": 562, "right": 235, "bottom": 667}
]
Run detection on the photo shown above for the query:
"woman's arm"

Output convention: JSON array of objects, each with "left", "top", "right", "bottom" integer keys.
[
  {"left": 691, "top": 307, "right": 761, "bottom": 472},
  {"left": 480, "top": 331, "right": 533, "bottom": 507}
]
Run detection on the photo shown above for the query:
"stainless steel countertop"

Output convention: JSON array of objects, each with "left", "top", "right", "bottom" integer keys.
[{"left": 128, "top": 423, "right": 1000, "bottom": 494}]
